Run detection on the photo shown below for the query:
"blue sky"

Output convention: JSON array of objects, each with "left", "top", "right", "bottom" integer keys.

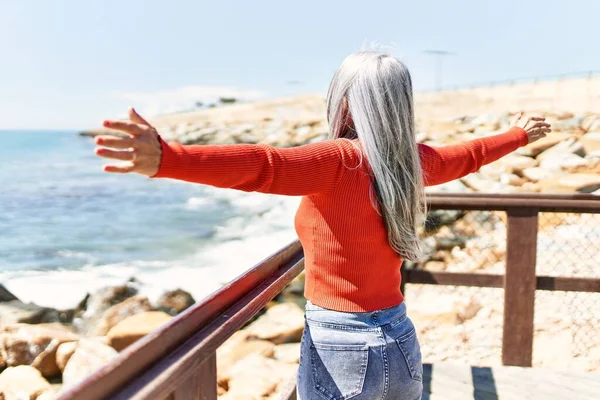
[{"left": 1, "top": 0, "right": 599, "bottom": 130}]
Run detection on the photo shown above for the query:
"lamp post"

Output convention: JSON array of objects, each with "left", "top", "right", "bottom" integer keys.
[{"left": 424, "top": 50, "right": 456, "bottom": 91}]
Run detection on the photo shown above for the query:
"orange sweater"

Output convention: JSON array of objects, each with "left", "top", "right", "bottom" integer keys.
[{"left": 154, "top": 127, "right": 529, "bottom": 312}]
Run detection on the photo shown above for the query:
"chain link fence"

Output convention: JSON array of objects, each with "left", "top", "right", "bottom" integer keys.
[{"left": 403, "top": 209, "right": 600, "bottom": 372}]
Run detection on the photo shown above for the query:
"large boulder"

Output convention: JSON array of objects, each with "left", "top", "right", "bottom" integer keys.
[
  {"left": 106, "top": 311, "right": 172, "bottom": 351},
  {"left": 0, "top": 285, "right": 18, "bottom": 303},
  {"left": 538, "top": 173, "right": 600, "bottom": 193},
  {"left": 219, "top": 354, "right": 297, "bottom": 400},
  {"left": 216, "top": 331, "right": 276, "bottom": 385},
  {"left": 409, "top": 295, "right": 482, "bottom": 327},
  {"left": 62, "top": 339, "right": 118, "bottom": 389},
  {"left": 0, "top": 323, "right": 79, "bottom": 377},
  {"left": 55, "top": 341, "right": 78, "bottom": 372},
  {"left": 73, "top": 284, "right": 140, "bottom": 335},
  {"left": 244, "top": 303, "right": 305, "bottom": 345},
  {"left": 0, "top": 366, "right": 52, "bottom": 400},
  {"left": 0, "top": 301, "right": 64, "bottom": 326},
  {"left": 156, "top": 289, "right": 195, "bottom": 316},
  {"left": 581, "top": 132, "right": 600, "bottom": 155},
  {"left": 93, "top": 295, "right": 153, "bottom": 336}
]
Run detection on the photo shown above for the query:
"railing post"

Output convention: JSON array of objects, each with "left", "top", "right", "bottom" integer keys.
[
  {"left": 167, "top": 352, "right": 217, "bottom": 400},
  {"left": 502, "top": 207, "right": 539, "bottom": 367}
]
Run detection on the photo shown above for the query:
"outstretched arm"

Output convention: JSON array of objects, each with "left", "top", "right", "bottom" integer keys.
[
  {"left": 420, "top": 115, "right": 551, "bottom": 186},
  {"left": 153, "top": 138, "right": 360, "bottom": 195},
  {"left": 94, "top": 108, "right": 361, "bottom": 196}
]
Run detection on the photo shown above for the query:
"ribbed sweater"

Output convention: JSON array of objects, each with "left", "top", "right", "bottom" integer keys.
[{"left": 153, "top": 127, "right": 529, "bottom": 312}]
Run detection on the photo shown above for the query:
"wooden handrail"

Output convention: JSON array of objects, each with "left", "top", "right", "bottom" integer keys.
[
  {"left": 57, "top": 193, "right": 599, "bottom": 399},
  {"left": 58, "top": 241, "right": 304, "bottom": 400}
]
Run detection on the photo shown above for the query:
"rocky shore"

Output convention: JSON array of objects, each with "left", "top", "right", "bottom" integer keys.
[{"left": 5, "top": 96, "right": 597, "bottom": 399}]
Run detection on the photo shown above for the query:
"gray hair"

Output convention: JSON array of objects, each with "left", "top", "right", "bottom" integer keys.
[{"left": 327, "top": 51, "right": 425, "bottom": 261}]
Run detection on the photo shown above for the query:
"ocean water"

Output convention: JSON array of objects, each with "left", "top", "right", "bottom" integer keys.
[{"left": 0, "top": 131, "right": 300, "bottom": 309}]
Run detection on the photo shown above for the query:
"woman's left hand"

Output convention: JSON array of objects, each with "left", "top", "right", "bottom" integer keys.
[{"left": 95, "top": 108, "right": 162, "bottom": 177}]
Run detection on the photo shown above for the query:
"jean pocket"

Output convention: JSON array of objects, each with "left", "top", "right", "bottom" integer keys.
[
  {"left": 395, "top": 329, "right": 423, "bottom": 382},
  {"left": 309, "top": 342, "right": 369, "bottom": 400}
]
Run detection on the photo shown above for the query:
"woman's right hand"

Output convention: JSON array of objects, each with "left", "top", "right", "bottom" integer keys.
[{"left": 512, "top": 112, "right": 552, "bottom": 144}]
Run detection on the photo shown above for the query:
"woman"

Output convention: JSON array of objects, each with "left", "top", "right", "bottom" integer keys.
[{"left": 95, "top": 51, "right": 550, "bottom": 399}]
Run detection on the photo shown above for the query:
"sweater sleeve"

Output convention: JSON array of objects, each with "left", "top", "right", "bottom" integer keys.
[
  {"left": 419, "top": 127, "right": 529, "bottom": 187},
  {"left": 152, "top": 138, "right": 361, "bottom": 196}
]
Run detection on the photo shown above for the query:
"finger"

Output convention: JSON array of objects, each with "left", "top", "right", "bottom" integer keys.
[
  {"left": 103, "top": 120, "right": 145, "bottom": 136},
  {"left": 129, "top": 107, "right": 152, "bottom": 127},
  {"left": 95, "top": 148, "right": 136, "bottom": 161},
  {"left": 530, "top": 121, "right": 551, "bottom": 129},
  {"left": 104, "top": 164, "right": 135, "bottom": 174},
  {"left": 95, "top": 135, "right": 135, "bottom": 149}
]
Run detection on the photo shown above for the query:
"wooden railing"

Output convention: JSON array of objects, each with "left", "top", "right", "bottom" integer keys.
[{"left": 57, "top": 193, "right": 600, "bottom": 400}]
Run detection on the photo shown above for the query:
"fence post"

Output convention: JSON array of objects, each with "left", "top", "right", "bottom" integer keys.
[
  {"left": 502, "top": 207, "right": 538, "bottom": 367},
  {"left": 171, "top": 352, "right": 217, "bottom": 400}
]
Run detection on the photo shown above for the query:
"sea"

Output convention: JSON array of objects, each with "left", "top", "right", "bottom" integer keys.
[{"left": 0, "top": 130, "right": 301, "bottom": 309}]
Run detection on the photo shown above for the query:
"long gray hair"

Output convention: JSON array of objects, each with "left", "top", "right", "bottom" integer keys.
[{"left": 327, "top": 51, "right": 425, "bottom": 261}]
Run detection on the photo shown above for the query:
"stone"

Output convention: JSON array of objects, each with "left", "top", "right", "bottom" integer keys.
[
  {"left": 536, "top": 138, "right": 585, "bottom": 160},
  {"left": 582, "top": 115, "right": 600, "bottom": 132},
  {"left": 273, "top": 343, "right": 301, "bottom": 364},
  {"left": 538, "top": 173, "right": 600, "bottom": 193},
  {"left": 106, "top": 311, "right": 172, "bottom": 351},
  {"left": 499, "top": 173, "right": 526, "bottom": 186},
  {"left": 0, "top": 301, "right": 62, "bottom": 326},
  {"left": 55, "top": 341, "right": 77, "bottom": 372},
  {"left": 36, "top": 389, "right": 58, "bottom": 400},
  {"left": 0, "top": 285, "right": 18, "bottom": 303},
  {"left": 581, "top": 132, "right": 600, "bottom": 155},
  {"left": 92, "top": 295, "right": 153, "bottom": 336},
  {"left": 244, "top": 303, "right": 305, "bottom": 345},
  {"left": 62, "top": 339, "right": 118, "bottom": 389},
  {"left": 217, "top": 331, "right": 276, "bottom": 384},
  {"left": 521, "top": 167, "right": 556, "bottom": 182},
  {"left": 220, "top": 354, "right": 297, "bottom": 400},
  {"left": 74, "top": 284, "right": 139, "bottom": 334},
  {"left": 539, "top": 153, "right": 590, "bottom": 171},
  {"left": 518, "top": 133, "right": 571, "bottom": 157},
  {"left": 0, "top": 324, "right": 79, "bottom": 377},
  {"left": 492, "top": 154, "right": 538, "bottom": 173},
  {"left": 0, "top": 366, "right": 52, "bottom": 400},
  {"left": 424, "top": 261, "right": 447, "bottom": 271},
  {"left": 409, "top": 295, "right": 481, "bottom": 327},
  {"left": 156, "top": 289, "right": 195, "bottom": 316},
  {"left": 424, "top": 179, "right": 472, "bottom": 194}
]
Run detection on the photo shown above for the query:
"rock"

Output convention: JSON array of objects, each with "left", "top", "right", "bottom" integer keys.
[
  {"left": 492, "top": 154, "right": 538, "bottom": 173},
  {"left": 518, "top": 133, "right": 572, "bottom": 157},
  {"left": 409, "top": 295, "right": 481, "bottom": 327},
  {"left": 36, "top": 389, "right": 57, "bottom": 400},
  {"left": 89, "top": 295, "right": 153, "bottom": 336},
  {"left": 0, "top": 366, "right": 52, "bottom": 400},
  {"left": 499, "top": 173, "right": 527, "bottom": 186},
  {"left": 74, "top": 284, "right": 139, "bottom": 334},
  {"left": 0, "top": 285, "right": 18, "bottom": 303},
  {"left": 538, "top": 173, "right": 600, "bottom": 193},
  {"left": 582, "top": 115, "right": 600, "bottom": 132},
  {"left": 106, "top": 311, "right": 172, "bottom": 351},
  {"left": 539, "top": 153, "right": 590, "bottom": 171},
  {"left": 62, "top": 339, "right": 118, "bottom": 389},
  {"left": 273, "top": 343, "right": 301, "bottom": 364},
  {"left": 217, "top": 331, "right": 276, "bottom": 384},
  {"left": 536, "top": 138, "right": 585, "bottom": 160},
  {"left": 221, "top": 354, "right": 297, "bottom": 400},
  {"left": 55, "top": 341, "right": 77, "bottom": 372},
  {"left": 156, "top": 289, "right": 195, "bottom": 316},
  {"left": 0, "top": 301, "right": 64, "bottom": 326},
  {"left": 244, "top": 303, "right": 305, "bottom": 345},
  {"left": 425, "top": 179, "right": 472, "bottom": 193},
  {"left": 521, "top": 167, "right": 556, "bottom": 182},
  {"left": 424, "top": 210, "right": 465, "bottom": 232},
  {"left": 0, "top": 324, "right": 79, "bottom": 377},
  {"left": 424, "top": 261, "right": 447, "bottom": 271},
  {"left": 581, "top": 132, "right": 600, "bottom": 155}
]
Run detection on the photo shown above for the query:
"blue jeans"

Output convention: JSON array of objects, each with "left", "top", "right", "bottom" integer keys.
[{"left": 297, "top": 301, "right": 423, "bottom": 400}]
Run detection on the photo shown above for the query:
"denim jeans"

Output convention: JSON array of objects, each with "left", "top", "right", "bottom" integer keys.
[{"left": 297, "top": 301, "right": 423, "bottom": 400}]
